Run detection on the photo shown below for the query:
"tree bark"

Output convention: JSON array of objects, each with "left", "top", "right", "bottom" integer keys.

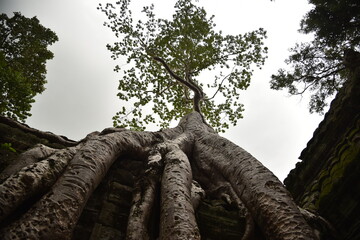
[
  {"left": 0, "top": 131, "right": 157, "bottom": 239},
  {"left": 0, "top": 146, "right": 77, "bottom": 222},
  {"left": 126, "top": 150, "right": 162, "bottom": 240},
  {"left": 0, "top": 115, "right": 76, "bottom": 147},
  {"left": 193, "top": 132, "right": 315, "bottom": 240},
  {"left": 0, "top": 144, "right": 56, "bottom": 182},
  {"left": 0, "top": 112, "right": 317, "bottom": 240},
  {"left": 160, "top": 140, "right": 200, "bottom": 240}
]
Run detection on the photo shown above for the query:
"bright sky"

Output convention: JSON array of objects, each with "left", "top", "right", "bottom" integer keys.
[{"left": 1, "top": 0, "right": 324, "bottom": 181}]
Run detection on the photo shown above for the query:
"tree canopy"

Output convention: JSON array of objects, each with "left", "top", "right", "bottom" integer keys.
[
  {"left": 0, "top": 12, "right": 58, "bottom": 121},
  {"left": 99, "top": 0, "right": 267, "bottom": 132},
  {"left": 271, "top": 0, "right": 360, "bottom": 113}
]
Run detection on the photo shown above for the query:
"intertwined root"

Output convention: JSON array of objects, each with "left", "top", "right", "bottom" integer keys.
[
  {"left": 127, "top": 134, "right": 201, "bottom": 240},
  {"left": 0, "top": 112, "right": 318, "bottom": 240},
  {"left": 126, "top": 149, "right": 161, "bottom": 240},
  {"left": 0, "top": 130, "right": 156, "bottom": 239},
  {"left": 0, "top": 146, "right": 77, "bottom": 223},
  {"left": 125, "top": 132, "right": 260, "bottom": 240}
]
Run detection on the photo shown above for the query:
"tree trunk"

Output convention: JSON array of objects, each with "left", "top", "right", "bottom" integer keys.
[{"left": 0, "top": 112, "right": 317, "bottom": 239}]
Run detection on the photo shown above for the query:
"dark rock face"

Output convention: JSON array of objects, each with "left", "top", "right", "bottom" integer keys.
[
  {"left": 284, "top": 62, "right": 360, "bottom": 240},
  {"left": 196, "top": 199, "right": 245, "bottom": 240},
  {"left": 0, "top": 117, "right": 72, "bottom": 176},
  {"left": 73, "top": 158, "right": 143, "bottom": 240}
]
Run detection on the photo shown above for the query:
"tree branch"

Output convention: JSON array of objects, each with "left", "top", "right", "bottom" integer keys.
[
  {"left": 151, "top": 56, "right": 204, "bottom": 112},
  {"left": 206, "top": 68, "right": 235, "bottom": 100}
]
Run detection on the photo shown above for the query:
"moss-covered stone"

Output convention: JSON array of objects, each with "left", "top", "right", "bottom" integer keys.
[{"left": 285, "top": 62, "right": 360, "bottom": 239}]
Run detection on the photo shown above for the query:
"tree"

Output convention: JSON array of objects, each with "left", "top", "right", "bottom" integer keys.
[
  {"left": 0, "top": 1, "right": 319, "bottom": 239},
  {"left": 0, "top": 12, "right": 58, "bottom": 121},
  {"left": 99, "top": 0, "right": 267, "bottom": 132},
  {"left": 270, "top": 0, "right": 360, "bottom": 113}
]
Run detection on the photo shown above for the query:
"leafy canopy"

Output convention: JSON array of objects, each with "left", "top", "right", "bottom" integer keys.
[
  {"left": 271, "top": 0, "right": 360, "bottom": 113},
  {"left": 0, "top": 12, "right": 58, "bottom": 121},
  {"left": 99, "top": 0, "right": 267, "bottom": 132}
]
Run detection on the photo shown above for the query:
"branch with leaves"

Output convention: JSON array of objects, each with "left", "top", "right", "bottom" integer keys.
[
  {"left": 271, "top": 0, "right": 360, "bottom": 114},
  {"left": 271, "top": 40, "right": 348, "bottom": 114}
]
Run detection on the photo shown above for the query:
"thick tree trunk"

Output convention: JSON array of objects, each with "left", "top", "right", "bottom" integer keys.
[
  {"left": 160, "top": 136, "right": 200, "bottom": 240},
  {"left": 0, "top": 112, "right": 317, "bottom": 239}
]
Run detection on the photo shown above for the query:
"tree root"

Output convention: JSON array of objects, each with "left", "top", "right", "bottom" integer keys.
[
  {"left": 0, "top": 115, "right": 76, "bottom": 147},
  {"left": 0, "top": 146, "right": 77, "bottom": 222},
  {"left": 0, "top": 144, "right": 56, "bottom": 182},
  {"left": 0, "top": 112, "right": 319, "bottom": 240},
  {"left": 206, "top": 180, "right": 255, "bottom": 240},
  {"left": 160, "top": 142, "right": 200, "bottom": 239},
  {"left": 0, "top": 130, "right": 158, "bottom": 239},
  {"left": 126, "top": 150, "right": 163, "bottom": 240},
  {"left": 193, "top": 128, "right": 317, "bottom": 240},
  {"left": 125, "top": 132, "right": 201, "bottom": 240},
  {"left": 190, "top": 180, "right": 205, "bottom": 210},
  {"left": 299, "top": 207, "right": 340, "bottom": 240}
]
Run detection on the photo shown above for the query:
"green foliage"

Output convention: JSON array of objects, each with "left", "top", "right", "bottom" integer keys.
[
  {"left": 300, "top": 0, "right": 360, "bottom": 48},
  {"left": 271, "top": 0, "right": 360, "bottom": 114},
  {"left": 271, "top": 40, "right": 346, "bottom": 113},
  {"left": 0, "top": 12, "right": 58, "bottom": 121},
  {"left": 0, "top": 142, "right": 16, "bottom": 153},
  {"left": 99, "top": 0, "right": 267, "bottom": 132}
]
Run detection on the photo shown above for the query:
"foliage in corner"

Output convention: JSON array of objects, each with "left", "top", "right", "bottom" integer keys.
[
  {"left": 0, "top": 143, "right": 16, "bottom": 153},
  {"left": 99, "top": 0, "right": 267, "bottom": 132},
  {"left": 0, "top": 12, "right": 58, "bottom": 121},
  {"left": 271, "top": 0, "right": 360, "bottom": 114}
]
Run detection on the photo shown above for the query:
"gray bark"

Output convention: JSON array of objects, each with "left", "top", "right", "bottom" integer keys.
[
  {"left": 188, "top": 115, "right": 315, "bottom": 239},
  {"left": 0, "top": 144, "right": 56, "bottom": 182},
  {"left": 126, "top": 150, "right": 162, "bottom": 240},
  {"left": 0, "top": 131, "right": 157, "bottom": 239},
  {"left": 0, "top": 146, "right": 77, "bottom": 222},
  {"left": 0, "top": 115, "right": 76, "bottom": 147},
  {"left": 160, "top": 143, "right": 200, "bottom": 239}
]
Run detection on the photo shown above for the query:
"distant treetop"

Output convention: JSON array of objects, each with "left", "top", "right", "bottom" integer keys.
[
  {"left": 271, "top": 0, "right": 360, "bottom": 114},
  {"left": 0, "top": 12, "right": 58, "bottom": 121}
]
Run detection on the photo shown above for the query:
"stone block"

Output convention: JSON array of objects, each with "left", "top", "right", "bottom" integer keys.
[
  {"left": 89, "top": 223, "right": 124, "bottom": 240},
  {"left": 107, "top": 182, "right": 133, "bottom": 207}
]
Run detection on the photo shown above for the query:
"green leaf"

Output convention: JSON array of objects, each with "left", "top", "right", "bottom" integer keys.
[{"left": 1, "top": 143, "right": 16, "bottom": 153}]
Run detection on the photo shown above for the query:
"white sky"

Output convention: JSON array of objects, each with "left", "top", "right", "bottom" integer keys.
[{"left": 1, "top": 0, "right": 324, "bottom": 181}]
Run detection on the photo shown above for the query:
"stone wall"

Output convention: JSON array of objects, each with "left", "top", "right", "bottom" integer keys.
[
  {"left": 284, "top": 62, "right": 360, "bottom": 240},
  {"left": 0, "top": 116, "right": 74, "bottom": 175}
]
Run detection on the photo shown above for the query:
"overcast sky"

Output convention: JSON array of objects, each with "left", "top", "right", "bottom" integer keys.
[{"left": 1, "top": 0, "right": 324, "bottom": 181}]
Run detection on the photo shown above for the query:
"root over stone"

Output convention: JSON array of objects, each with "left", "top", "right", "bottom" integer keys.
[{"left": 0, "top": 112, "right": 317, "bottom": 240}]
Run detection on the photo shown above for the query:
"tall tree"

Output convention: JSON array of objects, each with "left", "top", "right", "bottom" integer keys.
[
  {"left": 0, "top": 12, "right": 58, "bottom": 121},
  {"left": 0, "top": 1, "right": 319, "bottom": 239},
  {"left": 271, "top": 0, "right": 360, "bottom": 113}
]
